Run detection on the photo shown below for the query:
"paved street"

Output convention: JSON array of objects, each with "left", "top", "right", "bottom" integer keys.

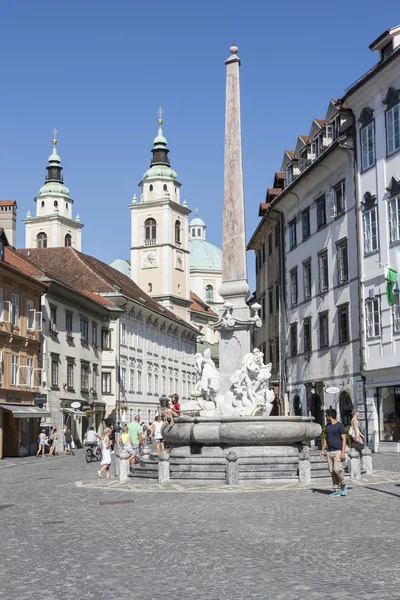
[{"left": 1, "top": 451, "right": 400, "bottom": 600}]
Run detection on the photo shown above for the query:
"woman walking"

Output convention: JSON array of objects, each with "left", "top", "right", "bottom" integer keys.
[
  {"left": 350, "top": 409, "right": 366, "bottom": 455},
  {"left": 97, "top": 429, "right": 112, "bottom": 479},
  {"left": 36, "top": 429, "right": 47, "bottom": 457},
  {"left": 49, "top": 428, "right": 58, "bottom": 456},
  {"left": 152, "top": 416, "right": 164, "bottom": 454}
]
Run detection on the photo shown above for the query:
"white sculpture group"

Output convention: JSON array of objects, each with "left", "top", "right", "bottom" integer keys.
[{"left": 185, "top": 348, "right": 275, "bottom": 417}]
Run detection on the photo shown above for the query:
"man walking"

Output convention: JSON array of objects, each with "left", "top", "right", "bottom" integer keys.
[
  {"left": 128, "top": 415, "right": 143, "bottom": 464},
  {"left": 320, "top": 408, "right": 348, "bottom": 497}
]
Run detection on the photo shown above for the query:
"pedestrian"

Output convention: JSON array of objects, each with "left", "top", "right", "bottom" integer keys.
[
  {"left": 128, "top": 415, "right": 143, "bottom": 464},
  {"left": 115, "top": 421, "right": 122, "bottom": 443},
  {"left": 162, "top": 394, "right": 181, "bottom": 426},
  {"left": 320, "top": 408, "right": 348, "bottom": 497},
  {"left": 49, "top": 428, "right": 58, "bottom": 456},
  {"left": 109, "top": 425, "right": 116, "bottom": 452},
  {"left": 152, "top": 416, "right": 164, "bottom": 453},
  {"left": 36, "top": 429, "right": 47, "bottom": 457},
  {"left": 64, "top": 426, "right": 74, "bottom": 456},
  {"left": 97, "top": 429, "right": 112, "bottom": 479},
  {"left": 147, "top": 422, "right": 152, "bottom": 443},
  {"left": 118, "top": 426, "right": 136, "bottom": 465},
  {"left": 350, "top": 409, "right": 366, "bottom": 455}
]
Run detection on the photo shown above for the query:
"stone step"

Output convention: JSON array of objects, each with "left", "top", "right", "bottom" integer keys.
[
  {"left": 170, "top": 464, "right": 226, "bottom": 473},
  {"left": 170, "top": 471, "right": 225, "bottom": 480},
  {"left": 238, "top": 457, "right": 300, "bottom": 465},
  {"left": 130, "top": 470, "right": 158, "bottom": 479},
  {"left": 239, "top": 471, "right": 298, "bottom": 480},
  {"left": 238, "top": 463, "right": 298, "bottom": 472}
]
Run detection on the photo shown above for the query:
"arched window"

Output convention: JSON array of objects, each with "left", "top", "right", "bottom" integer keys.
[
  {"left": 205, "top": 285, "right": 214, "bottom": 303},
  {"left": 37, "top": 232, "right": 47, "bottom": 248},
  {"left": 192, "top": 228, "right": 195, "bottom": 237},
  {"left": 66, "top": 203, "right": 69, "bottom": 210},
  {"left": 65, "top": 234, "right": 72, "bottom": 247},
  {"left": 144, "top": 218, "right": 157, "bottom": 244},
  {"left": 54, "top": 200, "right": 58, "bottom": 208},
  {"left": 197, "top": 228, "right": 201, "bottom": 237},
  {"left": 175, "top": 220, "right": 181, "bottom": 244},
  {"left": 148, "top": 283, "right": 152, "bottom": 293},
  {"left": 149, "top": 184, "right": 153, "bottom": 192},
  {"left": 41, "top": 201, "right": 45, "bottom": 208},
  {"left": 163, "top": 184, "right": 167, "bottom": 192}
]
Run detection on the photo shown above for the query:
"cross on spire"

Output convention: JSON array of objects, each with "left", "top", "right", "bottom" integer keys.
[
  {"left": 52, "top": 127, "right": 58, "bottom": 146},
  {"left": 157, "top": 105, "right": 164, "bottom": 124},
  {"left": 195, "top": 207, "right": 199, "bottom": 216}
]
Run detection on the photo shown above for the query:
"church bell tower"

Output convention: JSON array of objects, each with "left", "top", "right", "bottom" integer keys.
[{"left": 130, "top": 109, "right": 191, "bottom": 322}]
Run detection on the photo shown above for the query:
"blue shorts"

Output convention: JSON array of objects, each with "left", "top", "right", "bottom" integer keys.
[{"left": 65, "top": 440, "right": 72, "bottom": 448}]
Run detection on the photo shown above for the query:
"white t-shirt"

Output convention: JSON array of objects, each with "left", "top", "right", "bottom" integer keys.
[
  {"left": 154, "top": 421, "right": 163, "bottom": 440},
  {"left": 87, "top": 430, "right": 96, "bottom": 443}
]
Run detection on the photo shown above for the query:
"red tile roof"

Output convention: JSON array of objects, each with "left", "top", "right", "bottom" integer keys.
[
  {"left": 18, "top": 247, "right": 197, "bottom": 331},
  {"left": 190, "top": 291, "right": 217, "bottom": 318},
  {"left": 285, "top": 150, "right": 295, "bottom": 158},
  {"left": 299, "top": 135, "right": 309, "bottom": 143},
  {"left": 0, "top": 200, "right": 16, "bottom": 206},
  {"left": 3, "top": 247, "right": 48, "bottom": 289},
  {"left": 315, "top": 118, "right": 326, "bottom": 127}
]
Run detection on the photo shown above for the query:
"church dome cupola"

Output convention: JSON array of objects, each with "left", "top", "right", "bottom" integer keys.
[
  {"left": 142, "top": 108, "right": 178, "bottom": 181},
  {"left": 38, "top": 129, "right": 70, "bottom": 197},
  {"left": 189, "top": 209, "right": 206, "bottom": 240}
]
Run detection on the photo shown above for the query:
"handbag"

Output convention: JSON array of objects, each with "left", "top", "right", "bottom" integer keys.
[{"left": 71, "top": 439, "right": 75, "bottom": 449}]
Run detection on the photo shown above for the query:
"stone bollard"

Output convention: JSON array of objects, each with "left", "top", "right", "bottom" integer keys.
[
  {"left": 349, "top": 448, "right": 361, "bottom": 480},
  {"left": 362, "top": 447, "right": 373, "bottom": 475},
  {"left": 226, "top": 451, "right": 239, "bottom": 485},
  {"left": 158, "top": 451, "right": 170, "bottom": 484},
  {"left": 298, "top": 446, "right": 311, "bottom": 484},
  {"left": 118, "top": 448, "right": 131, "bottom": 482}
]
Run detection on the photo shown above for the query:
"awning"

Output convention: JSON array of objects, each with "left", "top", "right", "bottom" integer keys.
[
  {"left": 0, "top": 403, "right": 51, "bottom": 419},
  {"left": 61, "top": 407, "right": 87, "bottom": 417}
]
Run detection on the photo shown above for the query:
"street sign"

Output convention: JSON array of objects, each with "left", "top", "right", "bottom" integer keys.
[{"left": 34, "top": 393, "right": 47, "bottom": 405}]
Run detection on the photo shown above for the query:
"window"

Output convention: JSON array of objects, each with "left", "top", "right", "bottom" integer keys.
[
  {"left": 319, "top": 313, "right": 329, "bottom": 348},
  {"left": 26, "top": 358, "right": 33, "bottom": 388},
  {"left": 154, "top": 373, "right": 159, "bottom": 395},
  {"left": 318, "top": 251, "right": 329, "bottom": 293},
  {"left": 269, "top": 289, "right": 273, "bottom": 315},
  {"left": 290, "top": 269, "right": 298, "bottom": 307},
  {"left": 147, "top": 328, "right": 153, "bottom": 353},
  {"left": 102, "top": 372, "right": 111, "bottom": 394},
  {"left": 389, "top": 196, "right": 400, "bottom": 243},
  {"left": 290, "top": 323, "right": 297, "bottom": 356},
  {"left": 49, "top": 305, "right": 57, "bottom": 334},
  {"left": 276, "top": 284, "right": 279, "bottom": 310},
  {"left": 268, "top": 233, "right": 272, "bottom": 255},
  {"left": 192, "top": 228, "right": 195, "bottom": 237},
  {"left": 303, "top": 318, "right": 312, "bottom": 352},
  {"left": 81, "top": 363, "right": 89, "bottom": 391},
  {"left": 129, "top": 369, "right": 135, "bottom": 392},
  {"left": 11, "top": 355, "right": 19, "bottom": 386},
  {"left": 92, "top": 322, "right": 98, "bottom": 346},
  {"left": 386, "top": 103, "right": 400, "bottom": 155},
  {"left": 303, "top": 261, "right": 312, "bottom": 300},
  {"left": 302, "top": 208, "right": 310, "bottom": 239},
  {"left": 149, "top": 184, "right": 153, "bottom": 192},
  {"left": 363, "top": 207, "right": 378, "bottom": 253},
  {"left": 289, "top": 219, "right": 297, "bottom": 249},
  {"left": 285, "top": 165, "right": 293, "bottom": 186},
  {"left": 366, "top": 298, "right": 380, "bottom": 338},
  {"left": 393, "top": 296, "right": 400, "bottom": 333},
  {"left": 11, "top": 294, "right": 19, "bottom": 327},
  {"left": 205, "top": 285, "right": 214, "bottom": 303},
  {"left": 92, "top": 365, "right": 98, "bottom": 393},
  {"left": 316, "top": 196, "right": 326, "bottom": 229},
  {"left": 80, "top": 318, "right": 89, "bottom": 342},
  {"left": 66, "top": 312, "right": 73, "bottom": 335},
  {"left": 67, "top": 362, "right": 74, "bottom": 390},
  {"left": 27, "top": 300, "right": 34, "bottom": 330},
  {"left": 144, "top": 218, "right": 157, "bottom": 244},
  {"left": 102, "top": 329, "right": 111, "bottom": 350},
  {"left": 54, "top": 200, "right": 58, "bottom": 208},
  {"left": 37, "top": 232, "right": 47, "bottom": 248},
  {"left": 51, "top": 358, "right": 59, "bottom": 387},
  {"left": 137, "top": 370, "right": 142, "bottom": 393},
  {"left": 197, "top": 228, "right": 201, "bottom": 237},
  {"left": 175, "top": 220, "right": 181, "bottom": 244},
  {"left": 64, "top": 234, "right": 72, "bottom": 247},
  {"left": 333, "top": 181, "right": 345, "bottom": 216},
  {"left": 163, "top": 184, "right": 168, "bottom": 192},
  {"left": 338, "top": 305, "right": 350, "bottom": 343},
  {"left": 337, "top": 240, "right": 348, "bottom": 284},
  {"left": 121, "top": 322, "right": 127, "bottom": 345},
  {"left": 381, "top": 41, "right": 393, "bottom": 61},
  {"left": 162, "top": 376, "right": 166, "bottom": 395},
  {"left": 299, "top": 151, "right": 307, "bottom": 171},
  {"left": 137, "top": 326, "right": 143, "bottom": 350},
  {"left": 121, "top": 367, "right": 127, "bottom": 390},
  {"left": 361, "top": 122, "right": 375, "bottom": 170}
]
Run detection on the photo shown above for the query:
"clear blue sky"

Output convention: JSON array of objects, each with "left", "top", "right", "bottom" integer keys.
[{"left": 0, "top": 1, "right": 399, "bottom": 291}]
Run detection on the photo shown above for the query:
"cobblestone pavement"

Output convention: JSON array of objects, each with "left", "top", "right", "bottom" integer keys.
[{"left": 1, "top": 450, "right": 400, "bottom": 600}]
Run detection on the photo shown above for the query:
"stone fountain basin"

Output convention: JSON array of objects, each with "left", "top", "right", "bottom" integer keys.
[{"left": 162, "top": 416, "right": 321, "bottom": 447}]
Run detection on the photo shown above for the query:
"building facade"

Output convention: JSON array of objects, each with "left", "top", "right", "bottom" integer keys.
[
  {"left": 342, "top": 25, "right": 400, "bottom": 451},
  {"left": 0, "top": 239, "right": 48, "bottom": 458}
]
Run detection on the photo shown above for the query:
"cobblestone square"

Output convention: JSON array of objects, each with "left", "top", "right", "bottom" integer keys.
[{"left": 0, "top": 451, "right": 400, "bottom": 600}]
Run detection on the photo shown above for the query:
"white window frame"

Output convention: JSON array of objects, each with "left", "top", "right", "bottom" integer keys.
[
  {"left": 318, "top": 252, "right": 329, "bottom": 293},
  {"left": 11, "top": 294, "right": 19, "bottom": 327},
  {"left": 389, "top": 196, "right": 400, "bottom": 243},
  {"left": 393, "top": 296, "right": 400, "bottom": 334},
  {"left": 137, "top": 370, "right": 142, "bottom": 393},
  {"left": 121, "top": 367, "right": 127, "bottom": 390},
  {"left": 102, "top": 372, "right": 111, "bottom": 394},
  {"left": 366, "top": 298, "right": 381, "bottom": 338},
  {"left": 67, "top": 362, "right": 74, "bottom": 390},
  {"left": 147, "top": 372, "right": 152, "bottom": 394},
  {"left": 361, "top": 122, "right": 375, "bottom": 170},
  {"left": 386, "top": 103, "right": 400, "bottom": 155},
  {"left": 303, "top": 261, "right": 311, "bottom": 300},
  {"left": 129, "top": 369, "right": 135, "bottom": 392},
  {"left": 121, "top": 322, "right": 127, "bottom": 345},
  {"left": 337, "top": 241, "right": 348, "bottom": 284},
  {"left": 290, "top": 270, "right": 298, "bottom": 307},
  {"left": 363, "top": 207, "right": 378, "bottom": 254},
  {"left": 11, "top": 354, "right": 19, "bottom": 386}
]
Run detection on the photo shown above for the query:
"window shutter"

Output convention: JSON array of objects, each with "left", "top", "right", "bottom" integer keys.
[
  {"left": 389, "top": 202, "right": 397, "bottom": 242},
  {"left": 326, "top": 191, "right": 335, "bottom": 220},
  {"left": 366, "top": 304, "right": 372, "bottom": 338}
]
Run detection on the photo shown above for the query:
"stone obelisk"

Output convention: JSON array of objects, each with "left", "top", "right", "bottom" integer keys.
[{"left": 215, "top": 45, "right": 259, "bottom": 394}]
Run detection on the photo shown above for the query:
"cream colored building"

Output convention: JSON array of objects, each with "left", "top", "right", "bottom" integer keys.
[{"left": 23, "top": 135, "right": 84, "bottom": 251}]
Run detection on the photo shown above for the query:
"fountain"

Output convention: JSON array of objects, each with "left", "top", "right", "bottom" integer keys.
[{"left": 130, "top": 46, "right": 321, "bottom": 485}]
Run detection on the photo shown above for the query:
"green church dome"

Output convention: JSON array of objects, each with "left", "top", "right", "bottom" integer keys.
[
  {"left": 143, "top": 165, "right": 178, "bottom": 180},
  {"left": 189, "top": 239, "right": 222, "bottom": 272},
  {"left": 39, "top": 181, "right": 70, "bottom": 196},
  {"left": 189, "top": 216, "right": 206, "bottom": 227}
]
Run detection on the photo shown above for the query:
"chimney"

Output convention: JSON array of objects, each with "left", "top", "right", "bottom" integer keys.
[{"left": 0, "top": 200, "right": 17, "bottom": 248}]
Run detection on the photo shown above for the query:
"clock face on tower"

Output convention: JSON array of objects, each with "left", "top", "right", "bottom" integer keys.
[
  {"left": 175, "top": 251, "right": 184, "bottom": 270},
  {"left": 142, "top": 250, "right": 157, "bottom": 268}
]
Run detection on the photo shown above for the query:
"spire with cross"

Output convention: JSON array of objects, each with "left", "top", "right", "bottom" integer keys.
[
  {"left": 52, "top": 127, "right": 58, "bottom": 146},
  {"left": 157, "top": 105, "right": 164, "bottom": 125}
]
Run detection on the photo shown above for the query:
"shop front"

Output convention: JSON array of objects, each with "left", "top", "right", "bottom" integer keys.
[
  {"left": 377, "top": 386, "right": 400, "bottom": 445},
  {"left": 0, "top": 400, "right": 51, "bottom": 458}
]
